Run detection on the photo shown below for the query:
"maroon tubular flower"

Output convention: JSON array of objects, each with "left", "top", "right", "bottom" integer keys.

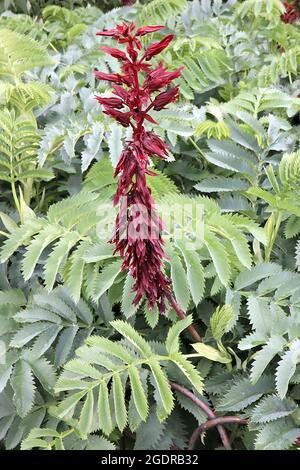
[
  {"left": 152, "top": 86, "right": 180, "bottom": 110},
  {"left": 94, "top": 71, "right": 123, "bottom": 83},
  {"left": 136, "top": 25, "right": 164, "bottom": 36},
  {"left": 96, "top": 22, "right": 135, "bottom": 41},
  {"left": 95, "top": 23, "right": 182, "bottom": 313},
  {"left": 143, "top": 34, "right": 174, "bottom": 61},
  {"left": 142, "top": 131, "right": 169, "bottom": 159},
  {"left": 95, "top": 96, "right": 124, "bottom": 109},
  {"left": 112, "top": 84, "right": 131, "bottom": 103},
  {"left": 144, "top": 63, "right": 183, "bottom": 92},
  {"left": 96, "top": 27, "right": 122, "bottom": 37},
  {"left": 101, "top": 46, "right": 128, "bottom": 61},
  {"left": 103, "top": 108, "right": 132, "bottom": 127}
]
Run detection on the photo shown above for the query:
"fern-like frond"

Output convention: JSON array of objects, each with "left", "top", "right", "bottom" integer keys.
[
  {"left": 0, "top": 81, "right": 53, "bottom": 112},
  {"left": 55, "top": 319, "right": 203, "bottom": 434},
  {"left": 0, "top": 109, "right": 54, "bottom": 189},
  {"left": 139, "top": 0, "right": 188, "bottom": 25},
  {"left": 0, "top": 29, "right": 55, "bottom": 79}
]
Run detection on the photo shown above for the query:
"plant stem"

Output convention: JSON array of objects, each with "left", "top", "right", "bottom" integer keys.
[
  {"left": 170, "top": 382, "right": 231, "bottom": 450},
  {"left": 265, "top": 211, "right": 282, "bottom": 261},
  {"left": 189, "top": 137, "right": 207, "bottom": 167},
  {"left": 166, "top": 293, "right": 201, "bottom": 342},
  {"left": 188, "top": 416, "right": 248, "bottom": 450},
  {"left": 11, "top": 177, "right": 21, "bottom": 219}
]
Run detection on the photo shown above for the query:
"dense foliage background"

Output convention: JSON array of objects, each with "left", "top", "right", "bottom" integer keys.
[{"left": 1, "top": 0, "right": 300, "bottom": 451}]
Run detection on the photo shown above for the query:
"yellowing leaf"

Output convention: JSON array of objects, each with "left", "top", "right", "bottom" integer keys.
[{"left": 191, "top": 343, "right": 232, "bottom": 364}]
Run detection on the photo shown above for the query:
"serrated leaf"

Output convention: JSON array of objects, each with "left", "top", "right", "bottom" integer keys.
[
  {"left": 216, "top": 375, "right": 274, "bottom": 412},
  {"left": 56, "top": 391, "right": 86, "bottom": 419},
  {"left": 79, "top": 390, "right": 94, "bottom": 438},
  {"left": 194, "top": 176, "right": 248, "bottom": 193},
  {"left": 296, "top": 240, "right": 300, "bottom": 271},
  {"left": 107, "top": 123, "right": 123, "bottom": 167},
  {"left": 246, "top": 297, "right": 273, "bottom": 337},
  {"left": 205, "top": 230, "right": 230, "bottom": 285},
  {"left": 144, "top": 303, "right": 159, "bottom": 329},
  {"left": 86, "top": 336, "right": 133, "bottom": 363},
  {"left": 11, "top": 360, "right": 35, "bottom": 418},
  {"left": 251, "top": 395, "right": 297, "bottom": 424},
  {"left": 112, "top": 374, "right": 127, "bottom": 432},
  {"left": 44, "top": 232, "right": 80, "bottom": 292},
  {"left": 235, "top": 263, "right": 282, "bottom": 290},
  {"left": 54, "top": 326, "right": 79, "bottom": 368},
  {"left": 29, "top": 357, "right": 56, "bottom": 394},
  {"left": 250, "top": 336, "right": 286, "bottom": 384},
  {"left": 128, "top": 365, "right": 148, "bottom": 422},
  {"left": 175, "top": 390, "right": 207, "bottom": 425},
  {"left": 98, "top": 381, "right": 113, "bottom": 435},
  {"left": 176, "top": 241, "right": 205, "bottom": 305},
  {"left": 10, "top": 323, "right": 51, "bottom": 348},
  {"left": 111, "top": 320, "right": 152, "bottom": 357},
  {"left": 81, "top": 122, "right": 104, "bottom": 172},
  {"left": 92, "top": 259, "right": 122, "bottom": 301},
  {"left": 166, "top": 316, "right": 192, "bottom": 355},
  {"left": 148, "top": 359, "right": 174, "bottom": 419},
  {"left": 255, "top": 418, "right": 300, "bottom": 450},
  {"left": 171, "top": 352, "right": 203, "bottom": 393},
  {"left": 167, "top": 248, "right": 190, "bottom": 311},
  {"left": 133, "top": 407, "right": 166, "bottom": 450},
  {"left": 210, "top": 304, "right": 233, "bottom": 342},
  {"left": 276, "top": 340, "right": 300, "bottom": 398},
  {"left": 86, "top": 435, "right": 116, "bottom": 450},
  {"left": 121, "top": 273, "right": 140, "bottom": 319}
]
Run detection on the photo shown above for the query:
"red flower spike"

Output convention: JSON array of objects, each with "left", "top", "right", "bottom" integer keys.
[
  {"left": 95, "top": 23, "right": 182, "bottom": 313},
  {"left": 152, "top": 86, "right": 180, "bottom": 110}
]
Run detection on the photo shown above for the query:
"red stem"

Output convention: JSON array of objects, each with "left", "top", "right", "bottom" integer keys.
[
  {"left": 166, "top": 293, "right": 201, "bottom": 342},
  {"left": 188, "top": 416, "right": 248, "bottom": 450},
  {"left": 170, "top": 382, "right": 232, "bottom": 450}
]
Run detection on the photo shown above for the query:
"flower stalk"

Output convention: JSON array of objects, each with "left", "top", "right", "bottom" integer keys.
[
  {"left": 188, "top": 416, "right": 248, "bottom": 450},
  {"left": 169, "top": 382, "right": 232, "bottom": 450},
  {"left": 95, "top": 22, "right": 200, "bottom": 339}
]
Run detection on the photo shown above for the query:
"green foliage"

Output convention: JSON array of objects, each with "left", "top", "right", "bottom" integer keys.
[
  {"left": 0, "top": 28, "right": 54, "bottom": 77},
  {"left": 0, "top": 28, "right": 54, "bottom": 111},
  {"left": 21, "top": 427, "right": 116, "bottom": 450},
  {"left": 55, "top": 318, "right": 203, "bottom": 434},
  {"left": 0, "top": 109, "right": 54, "bottom": 190},
  {"left": 235, "top": 0, "right": 285, "bottom": 21},
  {"left": 139, "top": 0, "right": 188, "bottom": 24}
]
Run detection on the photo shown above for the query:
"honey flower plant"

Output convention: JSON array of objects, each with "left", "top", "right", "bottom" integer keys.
[{"left": 95, "top": 23, "right": 183, "bottom": 313}]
